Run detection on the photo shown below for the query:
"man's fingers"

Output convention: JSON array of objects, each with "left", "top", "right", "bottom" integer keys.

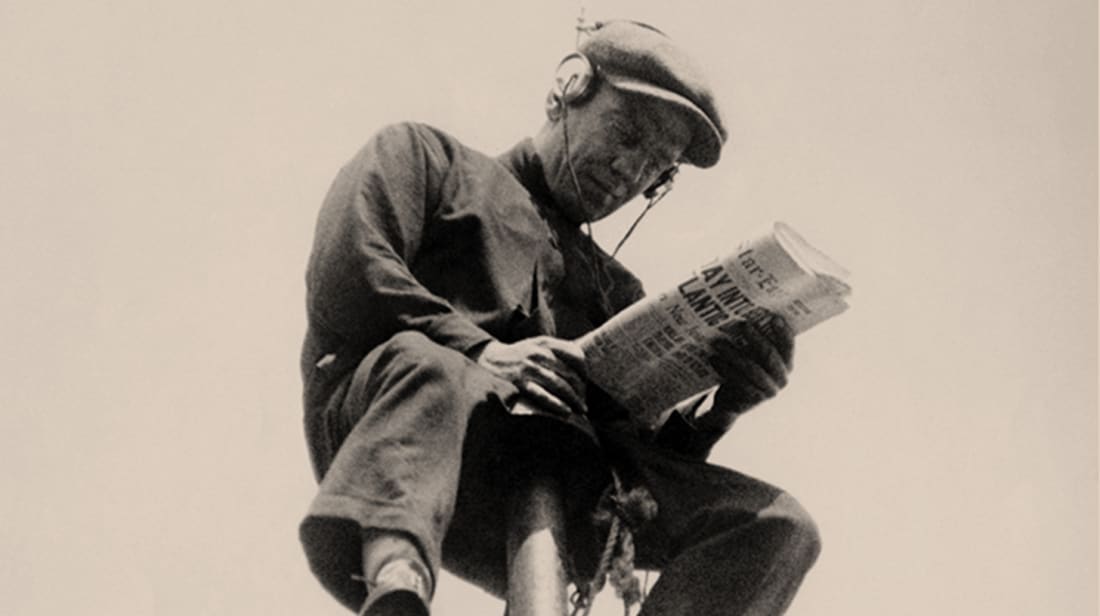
[
  {"left": 473, "top": 337, "right": 589, "bottom": 414},
  {"left": 760, "top": 314, "right": 795, "bottom": 369},
  {"left": 710, "top": 352, "right": 780, "bottom": 399},
  {"left": 754, "top": 341, "right": 789, "bottom": 388},
  {"left": 522, "top": 363, "right": 587, "bottom": 414},
  {"left": 537, "top": 337, "right": 588, "bottom": 377},
  {"left": 519, "top": 381, "right": 574, "bottom": 417},
  {"left": 527, "top": 345, "right": 587, "bottom": 401},
  {"left": 737, "top": 321, "right": 779, "bottom": 366},
  {"left": 739, "top": 361, "right": 780, "bottom": 398},
  {"left": 714, "top": 320, "right": 792, "bottom": 384},
  {"left": 712, "top": 380, "right": 768, "bottom": 415}
]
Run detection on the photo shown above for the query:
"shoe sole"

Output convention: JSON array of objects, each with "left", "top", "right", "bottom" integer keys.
[{"left": 360, "top": 589, "right": 429, "bottom": 616}]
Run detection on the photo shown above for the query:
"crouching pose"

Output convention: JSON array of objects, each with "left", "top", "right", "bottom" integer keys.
[{"left": 299, "top": 20, "right": 820, "bottom": 616}]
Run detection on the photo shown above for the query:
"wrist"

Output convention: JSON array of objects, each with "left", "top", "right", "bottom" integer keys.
[
  {"left": 465, "top": 339, "right": 496, "bottom": 362},
  {"left": 690, "top": 408, "right": 740, "bottom": 434}
]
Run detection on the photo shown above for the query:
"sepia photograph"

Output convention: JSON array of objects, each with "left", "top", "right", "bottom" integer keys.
[{"left": 2, "top": 1, "right": 1095, "bottom": 614}]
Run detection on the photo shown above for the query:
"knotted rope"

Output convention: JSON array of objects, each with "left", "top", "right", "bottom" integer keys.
[{"left": 570, "top": 470, "right": 658, "bottom": 616}]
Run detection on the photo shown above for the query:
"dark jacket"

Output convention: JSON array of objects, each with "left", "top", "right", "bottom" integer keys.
[{"left": 302, "top": 123, "right": 720, "bottom": 471}]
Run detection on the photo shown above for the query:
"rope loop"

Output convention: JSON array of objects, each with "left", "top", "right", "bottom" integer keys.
[{"left": 570, "top": 469, "right": 658, "bottom": 616}]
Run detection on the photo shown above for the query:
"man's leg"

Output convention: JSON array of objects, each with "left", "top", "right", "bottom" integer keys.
[
  {"left": 600, "top": 430, "right": 821, "bottom": 616},
  {"left": 299, "top": 331, "right": 518, "bottom": 612}
]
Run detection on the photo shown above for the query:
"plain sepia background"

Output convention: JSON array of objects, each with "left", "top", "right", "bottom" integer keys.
[{"left": 1, "top": 1, "right": 1096, "bottom": 614}]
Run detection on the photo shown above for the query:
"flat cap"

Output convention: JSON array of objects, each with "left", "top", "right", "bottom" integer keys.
[{"left": 580, "top": 21, "right": 727, "bottom": 168}]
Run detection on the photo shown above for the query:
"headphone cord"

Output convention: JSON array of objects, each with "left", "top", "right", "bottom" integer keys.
[
  {"left": 559, "top": 94, "right": 618, "bottom": 314},
  {"left": 557, "top": 72, "right": 674, "bottom": 310},
  {"left": 610, "top": 188, "right": 669, "bottom": 259}
]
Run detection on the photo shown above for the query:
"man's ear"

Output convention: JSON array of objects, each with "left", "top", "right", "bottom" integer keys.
[
  {"left": 643, "top": 166, "right": 679, "bottom": 199},
  {"left": 545, "top": 89, "right": 565, "bottom": 121}
]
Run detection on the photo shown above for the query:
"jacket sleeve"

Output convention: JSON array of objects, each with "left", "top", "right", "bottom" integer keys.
[{"left": 305, "top": 123, "right": 495, "bottom": 355}]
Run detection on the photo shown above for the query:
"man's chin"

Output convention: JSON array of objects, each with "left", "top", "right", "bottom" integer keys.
[
  {"left": 553, "top": 185, "right": 625, "bottom": 223},
  {"left": 591, "top": 195, "right": 631, "bottom": 221}
]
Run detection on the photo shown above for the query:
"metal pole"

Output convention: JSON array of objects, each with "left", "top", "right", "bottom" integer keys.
[{"left": 506, "top": 473, "right": 569, "bottom": 616}]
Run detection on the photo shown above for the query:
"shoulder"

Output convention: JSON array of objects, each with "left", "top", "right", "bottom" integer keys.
[
  {"left": 349, "top": 122, "right": 446, "bottom": 166},
  {"left": 348, "top": 122, "right": 508, "bottom": 180},
  {"left": 611, "top": 260, "right": 646, "bottom": 305},
  {"left": 360, "top": 122, "right": 490, "bottom": 163},
  {"left": 595, "top": 247, "right": 646, "bottom": 307},
  {"left": 370, "top": 121, "right": 457, "bottom": 150}
]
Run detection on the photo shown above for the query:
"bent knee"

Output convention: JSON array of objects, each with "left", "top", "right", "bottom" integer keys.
[
  {"left": 381, "top": 330, "right": 442, "bottom": 358},
  {"left": 376, "top": 331, "right": 465, "bottom": 380},
  {"left": 759, "top": 492, "right": 822, "bottom": 567}
]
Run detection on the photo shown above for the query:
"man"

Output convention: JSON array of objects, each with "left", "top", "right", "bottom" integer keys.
[{"left": 300, "top": 21, "right": 820, "bottom": 616}]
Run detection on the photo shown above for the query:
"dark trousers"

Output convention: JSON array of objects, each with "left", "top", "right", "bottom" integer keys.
[{"left": 300, "top": 331, "right": 820, "bottom": 615}]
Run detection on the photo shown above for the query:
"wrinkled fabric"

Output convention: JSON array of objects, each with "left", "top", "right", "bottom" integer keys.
[
  {"left": 299, "top": 123, "right": 819, "bottom": 614},
  {"left": 301, "top": 123, "right": 649, "bottom": 477}
]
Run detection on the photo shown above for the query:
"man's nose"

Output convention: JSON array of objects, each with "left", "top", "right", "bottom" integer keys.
[{"left": 610, "top": 152, "right": 649, "bottom": 185}]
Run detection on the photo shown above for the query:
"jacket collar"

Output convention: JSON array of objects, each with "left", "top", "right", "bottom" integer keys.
[{"left": 498, "top": 138, "right": 556, "bottom": 212}]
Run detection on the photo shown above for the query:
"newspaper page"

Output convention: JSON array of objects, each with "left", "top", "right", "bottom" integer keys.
[{"left": 578, "top": 222, "right": 852, "bottom": 428}]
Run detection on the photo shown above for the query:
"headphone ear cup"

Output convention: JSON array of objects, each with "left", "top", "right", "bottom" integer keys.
[{"left": 550, "top": 52, "right": 595, "bottom": 110}]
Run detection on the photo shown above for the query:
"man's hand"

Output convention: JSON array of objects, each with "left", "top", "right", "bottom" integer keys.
[
  {"left": 473, "top": 336, "right": 588, "bottom": 416},
  {"left": 696, "top": 312, "right": 795, "bottom": 433}
]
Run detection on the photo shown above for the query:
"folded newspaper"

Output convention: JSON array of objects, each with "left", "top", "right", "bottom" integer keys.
[{"left": 579, "top": 222, "right": 852, "bottom": 429}]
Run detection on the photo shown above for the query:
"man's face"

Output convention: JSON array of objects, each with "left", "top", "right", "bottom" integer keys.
[{"left": 538, "top": 85, "right": 693, "bottom": 223}]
